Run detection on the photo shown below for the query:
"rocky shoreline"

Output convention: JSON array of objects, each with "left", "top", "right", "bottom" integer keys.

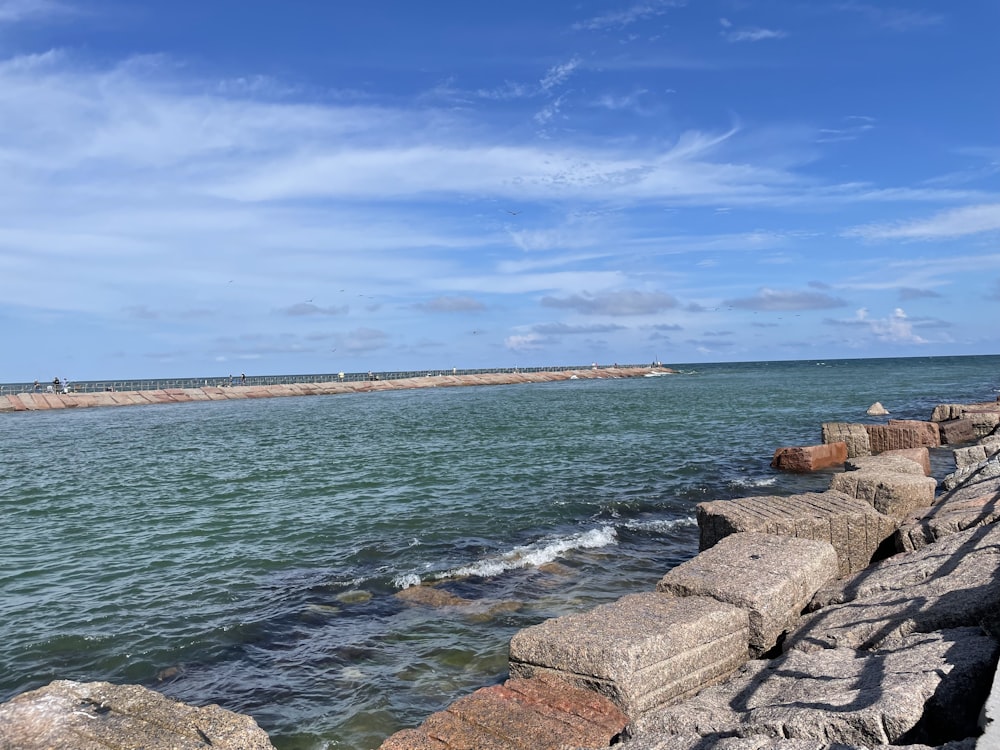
[
  {"left": 3, "top": 387, "right": 1000, "bottom": 750},
  {"left": 0, "top": 366, "right": 671, "bottom": 413}
]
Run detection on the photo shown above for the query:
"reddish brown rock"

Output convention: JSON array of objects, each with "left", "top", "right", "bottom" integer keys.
[
  {"left": 771, "top": 442, "right": 847, "bottom": 472},
  {"left": 865, "top": 422, "right": 939, "bottom": 454},
  {"left": 939, "top": 418, "right": 982, "bottom": 445},
  {"left": 887, "top": 419, "right": 941, "bottom": 446},
  {"left": 377, "top": 675, "right": 627, "bottom": 750}
]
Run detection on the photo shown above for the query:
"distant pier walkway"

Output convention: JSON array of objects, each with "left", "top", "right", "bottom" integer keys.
[{"left": 0, "top": 365, "right": 674, "bottom": 413}]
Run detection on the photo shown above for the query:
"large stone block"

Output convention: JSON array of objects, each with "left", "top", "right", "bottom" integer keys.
[
  {"left": 866, "top": 422, "right": 940, "bottom": 453},
  {"left": 770, "top": 443, "right": 847, "bottom": 472},
  {"left": 888, "top": 419, "right": 942, "bottom": 446},
  {"left": 697, "top": 491, "right": 897, "bottom": 577},
  {"left": 940, "top": 418, "right": 983, "bottom": 445},
  {"left": 792, "top": 523, "right": 1000, "bottom": 653},
  {"left": 378, "top": 675, "right": 627, "bottom": 750},
  {"left": 895, "top": 480, "right": 1000, "bottom": 552},
  {"left": 0, "top": 680, "right": 275, "bottom": 750},
  {"left": 829, "top": 470, "right": 937, "bottom": 519},
  {"left": 954, "top": 437, "right": 1000, "bottom": 468},
  {"left": 508, "top": 593, "right": 749, "bottom": 718},
  {"left": 881, "top": 446, "right": 932, "bottom": 475},
  {"left": 656, "top": 533, "right": 838, "bottom": 656},
  {"left": 821, "top": 423, "right": 871, "bottom": 458},
  {"left": 844, "top": 453, "right": 926, "bottom": 476},
  {"left": 631, "top": 628, "right": 997, "bottom": 748},
  {"left": 941, "top": 456, "right": 1000, "bottom": 492}
]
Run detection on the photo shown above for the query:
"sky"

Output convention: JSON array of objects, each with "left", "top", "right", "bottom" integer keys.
[{"left": 1, "top": 0, "right": 999, "bottom": 381}]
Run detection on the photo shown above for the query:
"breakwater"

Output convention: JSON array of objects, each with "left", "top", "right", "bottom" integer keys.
[{"left": 0, "top": 365, "right": 671, "bottom": 413}]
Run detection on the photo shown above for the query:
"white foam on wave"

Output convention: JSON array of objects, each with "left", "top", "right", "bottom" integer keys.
[
  {"left": 435, "top": 526, "right": 619, "bottom": 581},
  {"left": 729, "top": 476, "right": 778, "bottom": 488},
  {"left": 393, "top": 572, "right": 422, "bottom": 590},
  {"left": 621, "top": 516, "right": 697, "bottom": 533}
]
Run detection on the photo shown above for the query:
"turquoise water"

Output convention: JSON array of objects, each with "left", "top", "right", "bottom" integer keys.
[{"left": 2, "top": 355, "right": 998, "bottom": 749}]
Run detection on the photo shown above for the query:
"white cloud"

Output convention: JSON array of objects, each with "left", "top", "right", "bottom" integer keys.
[
  {"left": 0, "top": 0, "right": 70, "bottom": 23},
  {"left": 723, "top": 27, "right": 787, "bottom": 43},
  {"left": 540, "top": 58, "right": 581, "bottom": 92},
  {"left": 504, "top": 333, "right": 546, "bottom": 351},
  {"left": 846, "top": 203, "right": 1000, "bottom": 240},
  {"left": 572, "top": 1, "right": 683, "bottom": 32}
]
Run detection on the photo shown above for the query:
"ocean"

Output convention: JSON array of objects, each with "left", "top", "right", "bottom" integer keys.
[{"left": 2, "top": 355, "right": 998, "bottom": 749}]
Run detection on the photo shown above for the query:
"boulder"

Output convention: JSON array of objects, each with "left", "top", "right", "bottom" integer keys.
[
  {"left": 656, "top": 533, "right": 838, "bottom": 656},
  {"left": 790, "top": 523, "right": 1000, "bottom": 653},
  {"left": 895, "top": 485, "right": 1000, "bottom": 552},
  {"left": 629, "top": 628, "right": 997, "bottom": 748},
  {"left": 821, "top": 423, "right": 871, "bottom": 458},
  {"left": 866, "top": 401, "right": 889, "bottom": 416},
  {"left": 828, "top": 470, "right": 937, "bottom": 519},
  {"left": 0, "top": 680, "right": 275, "bottom": 750},
  {"left": 378, "top": 675, "right": 628, "bottom": 750},
  {"left": 770, "top": 443, "right": 847, "bottom": 472},
  {"left": 508, "top": 593, "right": 749, "bottom": 718},
  {"left": 697, "top": 491, "right": 897, "bottom": 577}
]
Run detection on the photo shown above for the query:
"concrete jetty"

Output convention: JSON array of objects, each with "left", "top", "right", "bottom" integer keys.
[{"left": 0, "top": 366, "right": 672, "bottom": 413}]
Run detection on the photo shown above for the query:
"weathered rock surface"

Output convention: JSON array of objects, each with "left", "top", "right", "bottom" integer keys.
[
  {"left": 829, "top": 470, "right": 937, "bottom": 519},
  {"left": 821, "top": 423, "right": 871, "bottom": 458},
  {"left": 508, "top": 593, "right": 749, "bottom": 717},
  {"left": 628, "top": 628, "right": 996, "bottom": 748},
  {"left": 789, "top": 523, "right": 1000, "bottom": 653},
  {"left": 866, "top": 421, "right": 940, "bottom": 453},
  {"left": 941, "top": 455, "right": 1000, "bottom": 492},
  {"left": 697, "top": 491, "right": 897, "bottom": 577},
  {"left": 894, "top": 470, "right": 1000, "bottom": 552},
  {"left": 377, "top": 675, "right": 628, "bottom": 750},
  {"left": 954, "top": 437, "right": 1000, "bottom": 468},
  {"left": 881, "top": 446, "right": 932, "bottom": 476},
  {"left": 771, "top": 443, "right": 847, "bottom": 472},
  {"left": 843, "top": 454, "right": 926, "bottom": 476},
  {"left": 656, "top": 533, "right": 838, "bottom": 656},
  {"left": 940, "top": 418, "right": 986, "bottom": 446},
  {"left": 0, "top": 680, "right": 275, "bottom": 750},
  {"left": 619, "top": 736, "right": 975, "bottom": 750}
]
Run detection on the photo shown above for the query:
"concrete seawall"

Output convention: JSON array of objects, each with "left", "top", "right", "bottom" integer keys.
[{"left": 0, "top": 366, "right": 672, "bottom": 413}]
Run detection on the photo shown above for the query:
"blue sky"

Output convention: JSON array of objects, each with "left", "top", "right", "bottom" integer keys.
[{"left": 2, "top": 1, "right": 999, "bottom": 381}]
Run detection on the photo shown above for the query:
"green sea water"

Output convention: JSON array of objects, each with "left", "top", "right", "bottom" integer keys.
[{"left": 2, "top": 355, "right": 998, "bottom": 749}]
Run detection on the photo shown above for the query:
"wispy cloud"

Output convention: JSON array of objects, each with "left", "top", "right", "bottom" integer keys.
[
  {"left": 541, "top": 290, "right": 679, "bottom": 316},
  {"left": 572, "top": 1, "right": 683, "bottom": 32},
  {"left": 834, "top": 3, "right": 945, "bottom": 32},
  {"left": 0, "top": 0, "right": 71, "bottom": 24},
  {"left": 846, "top": 203, "right": 1000, "bottom": 240},
  {"left": 279, "top": 303, "right": 349, "bottom": 316},
  {"left": 540, "top": 58, "right": 581, "bottom": 92},
  {"left": 722, "top": 25, "right": 787, "bottom": 43},
  {"left": 414, "top": 296, "right": 486, "bottom": 313},
  {"left": 726, "top": 288, "right": 848, "bottom": 311}
]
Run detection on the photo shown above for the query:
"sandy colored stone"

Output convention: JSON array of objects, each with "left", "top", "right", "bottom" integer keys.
[
  {"left": 509, "top": 593, "right": 749, "bottom": 717},
  {"left": 697, "top": 491, "right": 896, "bottom": 577},
  {"left": 656, "top": 533, "right": 838, "bottom": 656},
  {"left": 631, "top": 629, "right": 995, "bottom": 748},
  {"left": 829, "top": 470, "right": 936, "bottom": 519},
  {"left": 0, "top": 680, "right": 275, "bottom": 750},
  {"left": 821, "top": 423, "right": 871, "bottom": 458}
]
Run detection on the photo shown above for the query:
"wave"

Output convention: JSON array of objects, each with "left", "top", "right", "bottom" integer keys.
[
  {"left": 727, "top": 475, "right": 778, "bottom": 489},
  {"left": 394, "top": 526, "right": 618, "bottom": 588},
  {"left": 620, "top": 516, "right": 697, "bottom": 534}
]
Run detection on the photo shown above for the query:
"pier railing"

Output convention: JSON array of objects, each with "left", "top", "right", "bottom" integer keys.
[{"left": 0, "top": 364, "right": 655, "bottom": 396}]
